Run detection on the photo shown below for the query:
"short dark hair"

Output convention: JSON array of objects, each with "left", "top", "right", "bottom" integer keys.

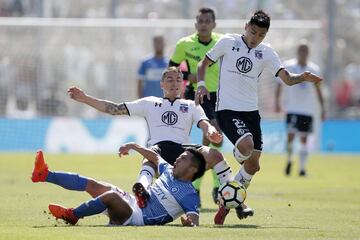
[
  {"left": 249, "top": 10, "right": 270, "bottom": 30},
  {"left": 185, "top": 147, "right": 206, "bottom": 181},
  {"left": 196, "top": 7, "right": 216, "bottom": 21}
]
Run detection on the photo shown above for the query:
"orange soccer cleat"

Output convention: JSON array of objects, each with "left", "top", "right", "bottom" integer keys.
[
  {"left": 31, "top": 150, "right": 49, "bottom": 182},
  {"left": 48, "top": 204, "right": 78, "bottom": 225},
  {"left": 214, "top": 205, "right": 230, "bottom": 225}
]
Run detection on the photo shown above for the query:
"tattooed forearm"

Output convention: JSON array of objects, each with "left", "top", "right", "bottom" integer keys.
[
  {"left": 282, "top": 70, "right": 304, "bottom": 86},
  {"left": 104, "top": 102, "right": 128, "bottom": 115}
]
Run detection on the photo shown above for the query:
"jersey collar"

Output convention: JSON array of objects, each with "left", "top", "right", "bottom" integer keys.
[
  {"left": 241, "top": 35, "right": 252, "bottom": 53},
  {"left": 163, "top": 97, "right": 180, "bottom": 105},
  {"left": 196, "top": 34, "right": 213, "bottom": 46}
]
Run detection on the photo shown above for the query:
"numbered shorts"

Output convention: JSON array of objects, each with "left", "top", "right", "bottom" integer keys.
[
  {"left": 286, "top": 113, "right": 313, "bottom": 134},
  {"left": 216, "top": 110, "right": 263, "bottom": 151},
  {"left": 151, "top": 141, "right": 202, "bottom": 165}
]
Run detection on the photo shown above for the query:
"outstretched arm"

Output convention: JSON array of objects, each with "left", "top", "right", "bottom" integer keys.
[
  {"left": 118, "top": 142, "right": 160, "bottom": 166},
  {"left": 198, "top": 120, "right": 223, "bottom": 144},
  {"left": 68, "top": 86, "right": 129, "bottom": 115},
  {"left": 277, "top": 69, "right": 323, "bottom": 86}
]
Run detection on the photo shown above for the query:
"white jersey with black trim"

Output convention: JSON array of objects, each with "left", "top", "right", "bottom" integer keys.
[
  {"left": 206, "top": 34, "right": 283, "bottom": 112},
  {"left": 125, "top": 97, "right": 208, "bottom": 146},
  {"left": 278, "top": 59, "right": 320, "bottom": 116}
]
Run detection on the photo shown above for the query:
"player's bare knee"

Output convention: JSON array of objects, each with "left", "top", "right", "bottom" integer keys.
[{"left": 101, "top": 190, "right": 121, "bottom": 204}]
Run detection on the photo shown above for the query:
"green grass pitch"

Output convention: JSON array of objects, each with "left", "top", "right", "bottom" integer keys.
[{"left": 0, "top": 152, "right": 359, "bottom": 240}]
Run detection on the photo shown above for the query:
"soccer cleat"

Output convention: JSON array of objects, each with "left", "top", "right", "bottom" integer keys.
[
  {"left": 48, "top": 204, "right": 78, "bottom": 225},
  {"left": 31, "top": 150, "right": 49, "bottom": 182},
  {"left": 212, "top": 187, "right": 219, "bottom": 204},
  {"left": 214, "top": 205, "right": 230, "bottom": 225},
  {"left": 285, "top": 162, "right": 292, "bottom": 176},
  {"left": 235, "top": 203, "right": 254, "bottom": 220},
  {"left": 299, "top": 170, "right": 307, "bottom": 177},
  {"left": 132, "top": 182, "right": 149, "bottom": 208}
]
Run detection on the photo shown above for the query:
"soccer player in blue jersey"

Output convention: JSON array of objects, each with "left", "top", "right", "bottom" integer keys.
[
  {"left": 31, "top": 143, "right": 206, "bottom": 226},
  {"left": 137, "top": 35, "right": 168, "bottom": 98}
]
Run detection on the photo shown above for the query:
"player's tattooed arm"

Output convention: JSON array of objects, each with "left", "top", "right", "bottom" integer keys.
[
  {"left": 104, "top": 102, "right": 129, "bottom": 115},
  {"left": 68, "top": 86, "right": 129, "bottom": 115},
  {"left": 278, "top": 69, "right": 322, "bottom": 86}
]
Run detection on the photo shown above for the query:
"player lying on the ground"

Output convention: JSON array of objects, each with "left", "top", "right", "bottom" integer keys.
[
  {"left": 68, "top": 67, "right": 233, "bottom": 208},
  {"left": 31, "top": 143, "right": 207, "bottom": 226}
]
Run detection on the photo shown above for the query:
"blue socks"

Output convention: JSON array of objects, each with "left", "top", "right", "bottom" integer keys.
[
  {"left": 73, "top": 197, "right": 107, "bottom": 218},
  {"left": 46, "top": 171, "right": 88, "bottom": 191}
]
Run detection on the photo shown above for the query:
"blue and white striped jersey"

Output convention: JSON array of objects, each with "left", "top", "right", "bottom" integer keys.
[{"left": 141, "top": 159, "right": 200, "bottom": 225}]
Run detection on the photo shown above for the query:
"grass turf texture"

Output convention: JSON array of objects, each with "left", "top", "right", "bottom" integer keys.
[{"left": 0, "top": 152, "right": 359, "bottom": 240}]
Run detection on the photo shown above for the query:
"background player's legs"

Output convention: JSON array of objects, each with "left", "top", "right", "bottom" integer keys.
[
  {"left": 299, "top": 134, "right": 309, "bottom": 176},
  {"left": 285, "top": 132, "right": 296, "bottom": 175}
]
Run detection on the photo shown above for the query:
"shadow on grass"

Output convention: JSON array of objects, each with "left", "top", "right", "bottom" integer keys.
[{"left": 199, "top": 208, "right": 217, "bottom": 213}]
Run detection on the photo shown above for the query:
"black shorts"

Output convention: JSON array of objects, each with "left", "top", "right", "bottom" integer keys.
[
  {"left": 216, "top": 110, "right": 263, "bottom": 151},
  {"left": 286, "top": 113, "right": 313, "bottom": 134},
  {"left": 184, "top": 84, "right": 217, "bottom": 120},
  {"left": 151, "top": 141, "right": 202, "bottom": 165}
]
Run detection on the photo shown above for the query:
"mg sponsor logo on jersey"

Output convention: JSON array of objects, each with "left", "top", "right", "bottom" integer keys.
[
  {"left": 179, "top": 104, "right": 188, "bottom": 113},
  {"left": 236, "top": 57, "right": 253, "bottom": 73},
  {"left": 162, "top": 111, "right": 178, "bottom": 125}
]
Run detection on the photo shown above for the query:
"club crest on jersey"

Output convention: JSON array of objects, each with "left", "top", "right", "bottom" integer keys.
[
  {"left": 255, "top": 50, "right": 263, "bottom": 59},
  {"left": 179, "top": 104, "right": 189, "bottom": 113}
]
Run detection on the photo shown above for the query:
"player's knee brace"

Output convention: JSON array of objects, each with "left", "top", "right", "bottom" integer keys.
[{"left": 233, "top": 147, "right": 251, "bottom": 164}]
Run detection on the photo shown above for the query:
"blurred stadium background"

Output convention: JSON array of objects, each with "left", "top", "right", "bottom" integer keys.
[{"left": 0, "top": 0, "right": 359, "bottom": 154}]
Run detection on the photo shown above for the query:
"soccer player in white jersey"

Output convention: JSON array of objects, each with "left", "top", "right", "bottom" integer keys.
[
  {"left": 31, "top": 143, "right": 206, "bottom": 226},
  {"left": 196, "top": 11, "right": 323, "bottom": 224},
  {"left": 275, "top": 42, "right": 325, "bottom": 176},
  {"left": 68, "top": 67, "right": 233, "bottom": 208}
]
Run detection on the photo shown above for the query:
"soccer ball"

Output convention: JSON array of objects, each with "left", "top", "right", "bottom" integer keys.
[{"left": 218, "top": 180, "right": 247, "bottom": 208}]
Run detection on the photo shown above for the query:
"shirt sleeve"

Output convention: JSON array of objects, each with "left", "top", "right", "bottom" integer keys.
[
  {"left": 124, "top": 98, "right": 147, "bottom": 117},
  {"left": 191, "top": 102, "right": 209, "bottom": 128},
  {"left": 137, "top": 61, "right": 146, "bottom": 81},
  {"left": 264, "top": 47, "right": 284, "bottom": 77},
  {"left": 180, "top": 193, "right": 200, "bottom": 215},
  {"left": 158, "top": 158, "right": 171, "bottom": 175},
  {"left": 170, "top": 39, "right": 186, "bottom": 64},
  {"left": 206, "top": 35, "right": 229, "bottom": 63}
]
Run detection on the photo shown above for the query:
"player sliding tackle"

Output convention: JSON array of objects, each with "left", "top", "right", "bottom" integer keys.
[
  {"left": 196, "top": 10, "right": 323, "bottom": 224},
  {"left": 68, "top": 67, "right": 233, "bottom": 210},
  {"left": 31, "top": 144, "right": 206, "bottom": 226}
]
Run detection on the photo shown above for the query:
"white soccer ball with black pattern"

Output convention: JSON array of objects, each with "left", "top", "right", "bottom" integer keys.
[{"left": 218, "top": 180, "right": 247, "bottom": 208}]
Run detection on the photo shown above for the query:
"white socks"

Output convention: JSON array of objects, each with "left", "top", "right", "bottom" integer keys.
[
  {"left": 299, "top": 144, "right": 308, "bottom": 172},
  {"left": 213, "top": 160, "right": 233, "bottom": 185},
  {"left": 235, "top": 166, "right": 253, "bottom": 189},
  {"left": 137, "top": 165, "right": 155, "bottom": 189}
]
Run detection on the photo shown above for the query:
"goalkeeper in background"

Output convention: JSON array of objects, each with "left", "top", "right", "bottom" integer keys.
[{"left": 169, "top": 7, "right": 222, "bottom": 204}]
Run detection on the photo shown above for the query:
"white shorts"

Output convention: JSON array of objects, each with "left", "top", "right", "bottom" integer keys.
[{"left": 104, "top": 186, "right": 144, "bottom": 226}]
